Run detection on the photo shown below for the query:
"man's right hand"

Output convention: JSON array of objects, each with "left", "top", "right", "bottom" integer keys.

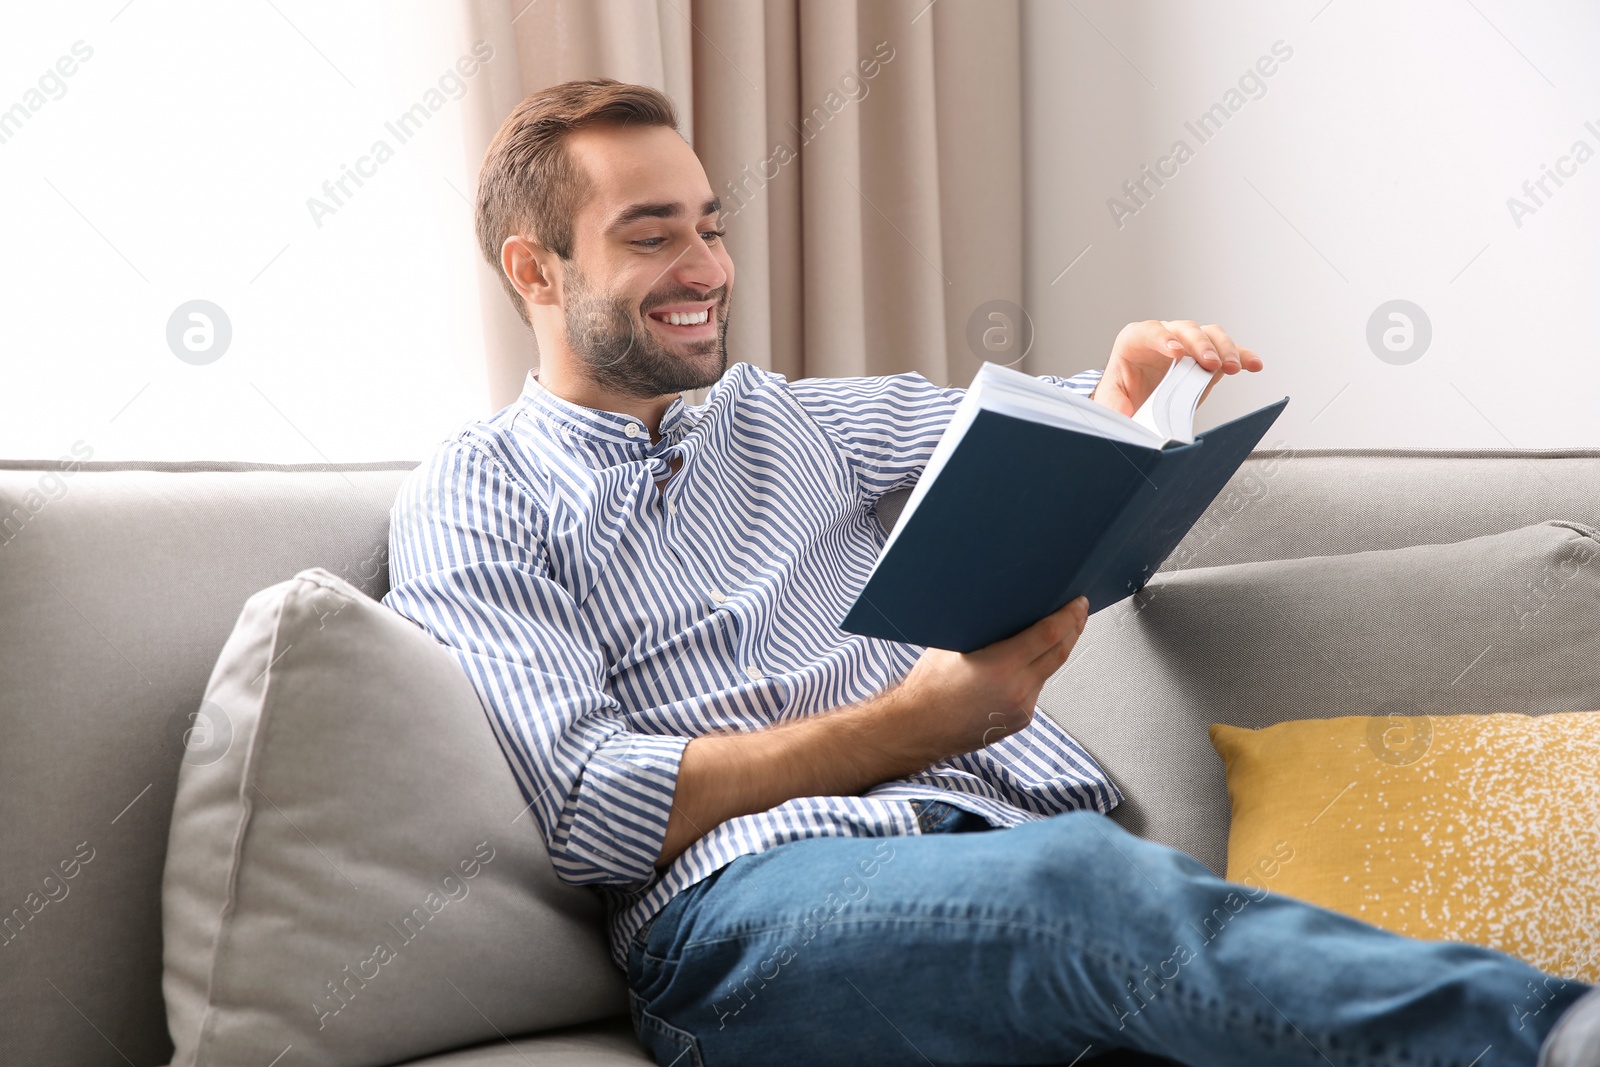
[
  {"left": 655, "top": 595, "right": 1090, "bottom": 870},
  {"left": 885, "top": 595, "right": 1090, "bottom": 769}
]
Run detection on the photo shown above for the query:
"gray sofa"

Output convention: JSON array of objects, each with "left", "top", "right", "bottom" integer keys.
[{"left": 6, "top": 448, "right": 1600, "bottom": 1066}]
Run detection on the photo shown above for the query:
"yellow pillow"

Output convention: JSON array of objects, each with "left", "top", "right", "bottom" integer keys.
[{"left": 1210, "top": 712, "right": 1600, "bottom": 981}]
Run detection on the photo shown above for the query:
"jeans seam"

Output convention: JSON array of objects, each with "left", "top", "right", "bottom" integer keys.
[
  {"left": 679, "top": 909, "right": 1111, "bottom": 961},
  {"left": 1127, "top": 974, "right": 1446, "bottom": 1067}
]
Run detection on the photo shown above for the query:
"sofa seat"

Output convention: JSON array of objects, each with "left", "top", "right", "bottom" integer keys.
[{"left": 402, "top": 1016, "right": 651, "bottom": 1065}]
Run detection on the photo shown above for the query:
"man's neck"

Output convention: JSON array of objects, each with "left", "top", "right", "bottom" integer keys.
[{"left": 536, "top": 362, "right": 678, "bottom": 444}]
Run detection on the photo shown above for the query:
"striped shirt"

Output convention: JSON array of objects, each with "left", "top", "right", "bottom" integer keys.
[{"left": 383, "top": 360, "right": 1120, "bottom": 972}]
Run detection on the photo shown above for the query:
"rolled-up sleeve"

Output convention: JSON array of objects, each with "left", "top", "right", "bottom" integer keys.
[
  {"left": 1039, "top": 368, "right": 1103, "bottom": 398},
  {"left": 382, "top": 441, "right": 687, "bottom": 888}
]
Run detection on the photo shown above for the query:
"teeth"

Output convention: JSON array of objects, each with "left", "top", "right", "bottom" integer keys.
[{"left": 662, "top": 310, "right": 709, "bottom": 326}]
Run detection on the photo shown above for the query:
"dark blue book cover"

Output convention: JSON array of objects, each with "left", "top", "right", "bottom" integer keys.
[{"left": 839, "top": 394, "right": 1289, "bottom": 651}]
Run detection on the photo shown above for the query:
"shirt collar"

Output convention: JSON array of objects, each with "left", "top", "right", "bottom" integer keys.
[{"left": 519, "top": 370, "right": 692, "bottom": 449}]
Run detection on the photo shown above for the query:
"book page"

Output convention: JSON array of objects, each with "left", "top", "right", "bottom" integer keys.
[
  {"left": 968, "top": 363, "right": 1168, "bottom": 448},
  {"left": 1130, "top": 355, "right": 1214, "bottom": 445}
]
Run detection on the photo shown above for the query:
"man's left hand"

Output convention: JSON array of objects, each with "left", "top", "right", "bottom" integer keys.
[{"left": 1090, "top": 319, "right": 1265, "bottom": 418}]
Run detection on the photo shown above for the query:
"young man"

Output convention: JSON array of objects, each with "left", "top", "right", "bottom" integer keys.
[{"left": 383, "top": 79, "right": 1599, "bottom": 1067}]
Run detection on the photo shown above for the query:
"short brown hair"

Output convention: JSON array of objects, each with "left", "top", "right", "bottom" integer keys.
[{"left": 475, "top": 79, "right": 679, "bottom": 328}]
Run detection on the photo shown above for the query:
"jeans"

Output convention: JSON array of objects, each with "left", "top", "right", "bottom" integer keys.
[{"left": 626, "top": 800, "right": 1589, "bottom": 1066}]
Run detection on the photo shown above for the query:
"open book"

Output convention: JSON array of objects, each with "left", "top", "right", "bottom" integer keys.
[{"left": 838, "top": 357, "right": 1289, "bottom": 652}]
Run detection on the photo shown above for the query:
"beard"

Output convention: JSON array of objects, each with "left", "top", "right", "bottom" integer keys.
[{"left": 561, "top": 264, "right": 731, "bottom": 399}]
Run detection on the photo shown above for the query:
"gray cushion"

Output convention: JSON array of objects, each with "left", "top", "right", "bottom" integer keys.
[
  {"left": 384, "top": 1015, "right": 1093, "bottom": 1067},
  {"left": 1158, "top": 447, "right": 1600, "bottom": 569},
  {"left": 162, "top": 568, "right": 626, "bottom": 1067},
  {"left": 881, "top": 447, "right": 1600, "bottom": 571},
  {"left": 1041, "top": 519, "right": 1600, "bottom": 876},
  {"left": 397, "top": 1016, "right": 651, "bottom": 1065},
  {"left": 0, "top": 461, "right": 415, "bottom": 1067}
]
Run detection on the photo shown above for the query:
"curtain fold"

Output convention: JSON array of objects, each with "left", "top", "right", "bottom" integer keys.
[{"left": 461, "top": 0, "right": 1023, "bottom": 411}]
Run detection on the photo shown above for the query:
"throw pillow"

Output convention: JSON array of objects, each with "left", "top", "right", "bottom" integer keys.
[
  {"left": 1044, "top": 518, "right": 1600, "bottom": 877},
  {"left": 1210, "top": 712, "right": 1600, "bottom": 982},
  {"left": 161, "top": 568, "right": 627, "bottom": 1067}
]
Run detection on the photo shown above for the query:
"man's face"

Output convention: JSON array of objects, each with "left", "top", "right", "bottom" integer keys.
[{"left": 559, "top": 124, "right": 734, "bottom": 399}]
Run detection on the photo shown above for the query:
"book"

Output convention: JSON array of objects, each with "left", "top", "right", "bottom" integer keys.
[{"left": 838, "top": 357, "right": 1290, "bottom": 651}]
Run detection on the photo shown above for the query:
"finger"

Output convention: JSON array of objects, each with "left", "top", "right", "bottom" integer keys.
[
  {"left": 1200, "top": 324, "right": 1242, "bottom": 372},
  {"left": 1034, "top": 596, "right": 1088, "bottom": 664},
  {"left": 1089, "top": 373, "right": 1133, "bottom": 418},
  {"left": 1005, "top": 595, "right": 1087, "bottom": 662},
  {"left": 1160, "top": 320, "right": 1223, "bottom": 371},
  {"left": 1238, "top": 346, "right": 1264, "bottom": 371},
  {"left": 1027, "top": 627, "right": 1079, "bottom": 676},
  {"left": 1026, "top": 596, "right": 1089, "bottom": 675}
]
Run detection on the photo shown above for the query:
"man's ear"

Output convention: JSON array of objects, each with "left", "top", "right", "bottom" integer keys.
[{"left": 502, "top": 235, "right": 561, "bottom": 308}]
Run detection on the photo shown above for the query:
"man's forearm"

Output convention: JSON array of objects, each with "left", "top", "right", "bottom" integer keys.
[
  {"left": 650, "top": 583, "right": 1091, "bottom": 871},
  {"left": 654, "top": 686, "right": 934, "bottom": 870}
]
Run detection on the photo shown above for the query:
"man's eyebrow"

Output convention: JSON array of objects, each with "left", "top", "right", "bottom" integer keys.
[{"left": 606, "top": 198, "right": 723, "bottom": 233}]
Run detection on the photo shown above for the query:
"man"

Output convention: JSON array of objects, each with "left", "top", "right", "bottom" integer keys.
[{"left": 384, "top": 78, "right": 1599, "bottom": 1066}]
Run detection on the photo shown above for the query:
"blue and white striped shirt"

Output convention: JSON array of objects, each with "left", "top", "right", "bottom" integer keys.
[{"left": 383, "top": 360, "right": 1120, "bottom": 972}]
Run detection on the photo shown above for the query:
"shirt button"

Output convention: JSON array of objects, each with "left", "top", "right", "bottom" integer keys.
[
  {"left": 744, "top": 664, "right": 763, "bottom": 681},
  {"left": 624, "top": 423, "right": 641, "bottom": 438},
  {"left": 668, "top": 500, "right": 679, "bottom": 516},
  {"left": 708, "top": 588, "right": 726, "bottom": 604}
]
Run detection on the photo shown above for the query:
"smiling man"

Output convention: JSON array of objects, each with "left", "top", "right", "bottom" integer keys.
[{"left": 383, "top": 79, "right": 1598, "bottom": 1067}]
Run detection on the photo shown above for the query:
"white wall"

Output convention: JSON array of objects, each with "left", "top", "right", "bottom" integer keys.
[
  {"left": 9, "top": 2, "right": 1595, "bottom": 460},
  {"left": 1021, "top": 0, "right": 1600, "bottom": 449},
  {"left": 0, "top": 2, "right": 491, "bottom": 463}
]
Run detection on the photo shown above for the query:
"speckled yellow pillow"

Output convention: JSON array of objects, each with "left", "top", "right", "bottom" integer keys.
[{"left": 1210, "top": 712, "right": 1600, "bottom": 981}]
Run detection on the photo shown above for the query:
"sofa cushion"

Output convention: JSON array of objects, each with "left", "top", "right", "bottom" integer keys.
[
  {"left": 1155, "top": 447, "right": 1600, "bottom": 569},
  {"left": 1040, "top": 519, "right": 1600, "bottom": 876},
  {"left": 0, "top": 460, "right": 415, "bottom": 1067},
  {"left": 1211, "top": 712, "right": 1600, "bottom": 981},
  {"left": 395, "top": 1016, "right": 651, "bottom": 1065},
  {"left": 162, "top": 568, "right": 626, "bottom": 1067}
]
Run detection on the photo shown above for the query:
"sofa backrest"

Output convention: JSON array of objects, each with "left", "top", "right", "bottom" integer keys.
[
  {"left": 877, "top": 446, "right": 1600, "bottom": 571},
  {"left": 8, "top": 448, "right": 1600, "bottom": 1065},
  {"left": 1, "top": 461, "right": 415, "bottom": 1067}
]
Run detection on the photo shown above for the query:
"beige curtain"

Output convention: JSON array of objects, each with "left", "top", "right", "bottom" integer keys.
[{"left": 459, "top": 0, "right": 1024, "bottom": 411}]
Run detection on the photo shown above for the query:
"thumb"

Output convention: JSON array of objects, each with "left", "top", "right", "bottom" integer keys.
[{"left": 1090, "top": 373, "right": 1133, "bottom": 418}]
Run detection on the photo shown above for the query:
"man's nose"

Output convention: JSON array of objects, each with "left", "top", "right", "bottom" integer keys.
[{"left": 667, "top": 235, "right": 728, "bottom": 293}]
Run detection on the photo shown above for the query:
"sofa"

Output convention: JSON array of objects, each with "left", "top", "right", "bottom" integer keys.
[{"left": 5, "top": 447, "right": 1600, "bottom": 1066}]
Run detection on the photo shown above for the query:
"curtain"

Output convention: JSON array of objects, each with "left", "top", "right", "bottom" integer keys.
[{"left": 458, "top": 0, "right": 1024, "bottom": 412}]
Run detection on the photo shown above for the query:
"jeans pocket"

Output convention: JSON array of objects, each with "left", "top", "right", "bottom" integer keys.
[{"left": 628, "top": 988, "right": 706, "bottom": 1067}]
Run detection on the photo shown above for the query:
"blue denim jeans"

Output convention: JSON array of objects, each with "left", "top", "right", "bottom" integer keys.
[{"left": 626, "top": 801, "right": 1589, "bottom": 1066}]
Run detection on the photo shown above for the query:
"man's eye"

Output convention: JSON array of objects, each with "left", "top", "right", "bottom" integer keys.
[
  {"left": 632, "top": 237, "right": 666, "bottom": 249},
  {"left": 701, "top": 229, "right": 726, "bottom": 243}
]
